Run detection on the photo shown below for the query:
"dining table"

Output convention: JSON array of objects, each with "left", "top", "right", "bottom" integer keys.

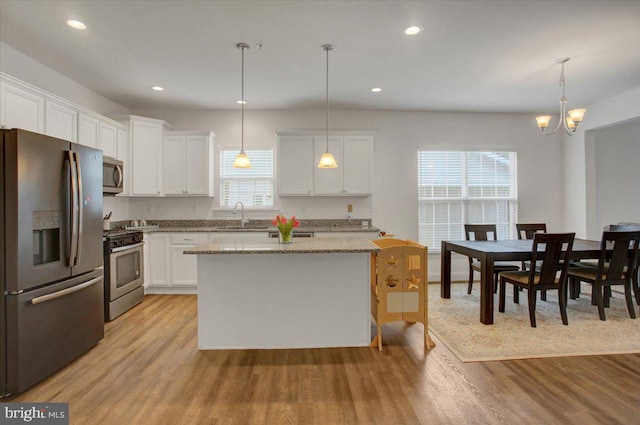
[{"left": 440, "top": 238, "right": 603, "bottom": 324}]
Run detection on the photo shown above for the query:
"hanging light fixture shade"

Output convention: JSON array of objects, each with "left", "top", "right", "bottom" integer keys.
[
  {"left": 318, "top": 44, "right": 338, "bottom": 169},
  {"left": 535, "top": 57, "right": 586, "bottom": 136},
  {"left": 234, "top": 42, "right": 252, "bottom": 168}
]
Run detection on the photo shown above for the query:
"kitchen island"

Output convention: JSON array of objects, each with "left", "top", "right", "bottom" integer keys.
[{"left": 185, "top": 237, "right": 380, "bottom": 349}]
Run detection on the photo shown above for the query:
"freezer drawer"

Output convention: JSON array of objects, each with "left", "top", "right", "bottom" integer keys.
[{"left": 4, "top": 270, "right": 104, "bottom": 395}]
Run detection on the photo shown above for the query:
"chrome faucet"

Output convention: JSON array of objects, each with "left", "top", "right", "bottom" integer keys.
[{"left": 233, "top": 201, "right": 248, "bottom": 228}]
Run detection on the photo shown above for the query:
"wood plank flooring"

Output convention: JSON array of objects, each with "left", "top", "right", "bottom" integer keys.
[{"left": 7, "top": 293, "right": 640, "bottom": 424}]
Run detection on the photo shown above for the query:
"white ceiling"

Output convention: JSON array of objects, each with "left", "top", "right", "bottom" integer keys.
[{"left": 1, "top": 0, "right": 640, "bottom": 114}]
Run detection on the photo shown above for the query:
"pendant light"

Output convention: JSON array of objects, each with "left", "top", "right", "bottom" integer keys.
[
  {"left": 233, "top": 42, "right": 252, "bottom": 168},
  {"left": 317, "top": 44, "right": 338, "bottom": 168}
]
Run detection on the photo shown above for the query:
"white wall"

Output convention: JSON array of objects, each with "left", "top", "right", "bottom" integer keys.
[
  {"left": 132, "top": 108, "right": 565, "bottom": 280},
  {"left": 562, "top": 87, "right": 640, "bottom": 238},
  {"left": 0, "top": 42, "right": 128, "bottom": 115},
  {"left": 591, "top": 119, "right": 640, "bottom": 233}
]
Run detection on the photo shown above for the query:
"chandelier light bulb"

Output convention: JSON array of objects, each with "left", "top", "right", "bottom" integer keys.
[
  {"left": 568, "top": 108, "right": 586, "bottom": 123},
  {"left": 536, "top": 116, "right": 551, "bottom": 130}
]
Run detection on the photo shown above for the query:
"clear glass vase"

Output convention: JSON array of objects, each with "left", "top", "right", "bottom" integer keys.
[{"left": 279, "top": 229, "right": 293, "bottom": 244}]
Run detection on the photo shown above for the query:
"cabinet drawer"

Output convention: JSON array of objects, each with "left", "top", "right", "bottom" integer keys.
[{"left": 170, "top": 233, "right": 209, "bottom": 244}]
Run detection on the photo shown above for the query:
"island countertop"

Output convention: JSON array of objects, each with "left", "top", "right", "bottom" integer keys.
[{"left": 184, "top": 236, "right": 381, "bottom": 255}]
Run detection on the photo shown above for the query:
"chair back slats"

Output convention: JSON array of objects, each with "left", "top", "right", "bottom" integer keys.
[
  {"left": 516, "top": 223, "right": 547, "bottom": 240},
  {"left": 530, "top": 233, "right": 575, "bottom": 285},
  {"left": 600, "top": 231, "right": 640, "bottom": 281},
  {"left": 465, "top": 224, "right": 497, "bottom": 241}
]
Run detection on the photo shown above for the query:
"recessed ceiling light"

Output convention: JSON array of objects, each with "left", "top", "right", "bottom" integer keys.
[
  {"left": 371, "top": 88, "right": 382, "bottom": 93},
  {"left": 237, "top": 100, "right": 247, "bottom": 104},
  {"left": 66, "top": 20, "right": 86, "bottom": 30},
  {"left": 152, "top": 86, "right": 164, "bottom": 91},
  {"left": 404, "top": 26, "right": 422, "bottom": 35}
]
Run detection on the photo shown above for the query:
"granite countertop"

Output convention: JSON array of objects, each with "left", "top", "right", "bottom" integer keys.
[
  {"left": 112, "top": 219, "right": 380, "bottom": 234},
  {"left": 184, "top": 237, "right": 381, "bottom": 255}
]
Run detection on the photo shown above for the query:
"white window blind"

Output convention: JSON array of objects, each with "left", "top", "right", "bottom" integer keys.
[
  {"left": 219, "top": 149, "right": 274, "bottom": 208},
  {"left": 418, "top": 151, "right": 517, "bottom": 252}
]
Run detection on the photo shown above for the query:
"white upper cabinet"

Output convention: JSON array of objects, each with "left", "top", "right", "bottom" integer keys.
[
  {"left": 342, "top": 135, "right": 373, "bottom": 195},
  {"left": 163, "top": 134, "right": 186, "bottom": 195},
  {"left": 100, "top": 121, "right": 118, "bottom": 158},
  {"left": 277, "top": 132, "right": 373, "bottom": 196},
  {"left": 78, "top": 113, "right": 100, "bottom": 148},
  {"left": 277, "top": 135, "right": 314, "bottom": 195},
  {"left": 0, "top": 80, "right": 45, "bottom": 132},
  {"left": 44, "top": 100, "right": 77, "bottom": 142},
  {"left": 111, "top": 115, "right": 170, "bottom": 196},
  {"left": 163, "top": 131, "right": 215, "bottom": 196}
]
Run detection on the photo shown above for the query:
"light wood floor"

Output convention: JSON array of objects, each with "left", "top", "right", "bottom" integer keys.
[{"left": 8, "top": 293, "right": 640, "bottom": 424}]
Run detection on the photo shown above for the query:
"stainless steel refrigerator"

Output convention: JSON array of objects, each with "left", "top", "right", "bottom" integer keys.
[{"left": 1, "top": 128, "right": 105, "bottom": 397}]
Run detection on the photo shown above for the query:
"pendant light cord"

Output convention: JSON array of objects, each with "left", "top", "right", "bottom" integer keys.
[{"left": 241, "top": 45, "right": 245, "bottom": 152}]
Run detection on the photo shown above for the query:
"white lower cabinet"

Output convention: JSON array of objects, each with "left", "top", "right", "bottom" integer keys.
[
  {"left": 169, "top": 233, "right": 209, "bottom": 287},
  {"left": 145, "top": 232, "right": 208, "bottom": 294},
  {"left": 146, "top": 233, "right": 170, "bottom": 290}
]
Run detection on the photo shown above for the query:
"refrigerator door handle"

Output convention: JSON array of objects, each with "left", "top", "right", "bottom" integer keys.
[
  {"left": 30, "top": 276, "right": 103, "bottom": 305},
  {"left": 74, "top": 152, "right": 83, "bottom": 265},
  {"left": 67, "top": 151, "right": 79, "bottom": 267}
]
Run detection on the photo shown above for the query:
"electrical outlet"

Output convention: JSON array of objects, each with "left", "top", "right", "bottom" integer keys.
[{"left": 347, "top": 204, "right": 353, "bottom": 213}]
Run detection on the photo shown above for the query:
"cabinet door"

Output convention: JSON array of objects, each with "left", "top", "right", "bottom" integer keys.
[
  {"left": 131, "top": 119, "right": 163, "bottom": 195},
  {"left": 343, "top": 136, "right": 373, "bottom": 195},
  {"left": 185, "top": 135, "right": 211, "bottom": 195},
  {"left": 277, "top": 136, "right": 314, "bottom": 195},
  {"left": 162, "top": 135, "right": 187, "bottom": 195},
  {"left": 78, "top": 113, "right": 100, "bottom": 148},
  {"left": 100, "top": 121, "right": 118, "bottom": 158},
  {"left": 0, "top": 81, "right": 45, "bottom": 132},
  {"left": 313, "top": 136, "right": 344, "bottom": 195},
  {"left": 148, "top": 233, "right": 170, "bottom": 287},
  {"left": 170, "top": 245, "right": 199, "bottom": 286},
  {"left": 45, "top": 100, "right": 77, "bottom": 142}
]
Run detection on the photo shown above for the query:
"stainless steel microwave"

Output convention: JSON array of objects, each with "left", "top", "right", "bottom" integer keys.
[{"left": 103, "top": 156, "right": 123, "bottom": 195}]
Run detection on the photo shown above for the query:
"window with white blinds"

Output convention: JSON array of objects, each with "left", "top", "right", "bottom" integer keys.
[
  {"left": 418, "top": 151, "right": 518, "bottom": 252},
  {"left": 219, "top": 149, "right": 274, "bottom": 208}
]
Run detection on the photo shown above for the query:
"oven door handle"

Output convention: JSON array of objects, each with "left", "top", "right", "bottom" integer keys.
[{"left": 111, "top": 241, "right": 145, "bottom": 253}]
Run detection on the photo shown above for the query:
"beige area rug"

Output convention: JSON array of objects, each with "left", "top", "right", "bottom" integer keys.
[{"left": 428, "top": 283, "right": 640, "bottom": 362}]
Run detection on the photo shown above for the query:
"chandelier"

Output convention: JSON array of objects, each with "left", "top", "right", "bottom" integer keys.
[{"left": 535, "top": 58, "right": 586, "bottom": 136}]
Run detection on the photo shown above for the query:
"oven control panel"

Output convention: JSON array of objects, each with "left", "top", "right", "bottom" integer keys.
[{"left": 105, "top": 231, "right": 143, "bottom": 250}]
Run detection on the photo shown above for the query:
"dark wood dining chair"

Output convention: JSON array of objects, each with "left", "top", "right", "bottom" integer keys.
[
  {"left": 516, "top": 223, "right": 547, "bottom": 241},
  {"left": 610, "top": 225, "right": 640, "bottom": 305},
  {"left": 498, "top": 233, "right": 575, "bottom": 327},
  {"left": 567, "top": 230, "right": 640, "bottom": 321},
  {"left": 516, "top": 223, "right": 547, "bottom": 272},
  {"left": 465, "top": 224, "right": 519, "bottom": 295}
]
